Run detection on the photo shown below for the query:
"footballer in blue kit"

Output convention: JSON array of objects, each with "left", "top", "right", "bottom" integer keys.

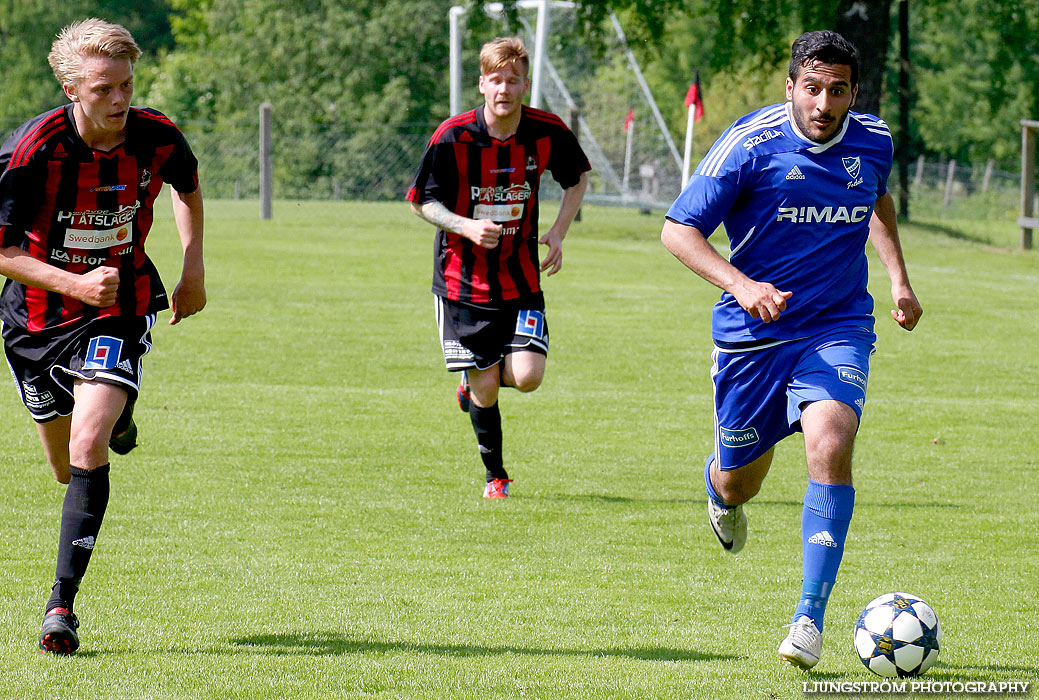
[{"left": 662, "top": 31, "right": 922, "bottom": 670}]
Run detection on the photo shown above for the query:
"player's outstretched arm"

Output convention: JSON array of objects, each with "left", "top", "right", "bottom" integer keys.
[
  {"left": 661, "top": 219, "right": 792, "bottom": 323},
  {"left": 868, "top": 193, "right": 922, "bottom": 331},
  {"left": 409, "top": 200, "right": 502, "bottom": 249},
  {"left": 169, "top": 187, "right": 206, "bottom": 325},
  {"left": 539, "top": 172, "right": 588, "bottom": 276},
  {"left": 0, "top": 245, "right": 119, "bottom": 307}
]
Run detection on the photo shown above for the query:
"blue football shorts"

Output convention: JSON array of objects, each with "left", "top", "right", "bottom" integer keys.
[
  {"left": 710, "top": 326, "right": 876, "bottom": 471},
  {"left": 434, "top": 295, "right": 549, "bottom": 371}
]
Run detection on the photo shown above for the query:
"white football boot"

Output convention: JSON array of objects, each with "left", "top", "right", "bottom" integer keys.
[
  {"left": 706, "top": 498, "right": 747, "bottom": 553},
  {"left": 778, "top": 615, "right": 823, "bottom": 669}
]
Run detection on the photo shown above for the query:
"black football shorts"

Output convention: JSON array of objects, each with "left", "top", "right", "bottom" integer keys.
[
  {"left": 2, "top": 314, "right": 156, "bottom": 422},
  {"left": 434, "top": 296, "right": 548, "bottom": 371}
]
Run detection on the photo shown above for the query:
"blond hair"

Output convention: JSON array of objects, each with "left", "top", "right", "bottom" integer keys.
[
  {"left": 479, "top": 37, "right": 529, "bottom": 77},
  {"left": 48, "top": 18, "right": 141, "bottom": 86}
]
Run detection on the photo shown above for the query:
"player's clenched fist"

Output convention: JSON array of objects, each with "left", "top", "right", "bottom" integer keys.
[
  {"left": 732, "top": 279, "right": 793, "bottom": 323},
  {"left": 76, "top": 265, "right": 120, "bottom": 307},
  {"left": 463, "top": 219, "right": 503, "bottom": 249}
]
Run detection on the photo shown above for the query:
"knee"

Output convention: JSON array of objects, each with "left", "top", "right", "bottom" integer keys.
[
  {"left": 805, "top": 429, "right": 855, "bottom": 466},
  {"left": 68, "top": 431, "right": 110, "bottom": 469},
  {"left": 511, "top": 373, "right": 543, "bottom": 393}
]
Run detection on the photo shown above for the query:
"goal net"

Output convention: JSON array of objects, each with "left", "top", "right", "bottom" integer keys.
[{"left": 450, "top": 2, "right": 683, "bottom": 210}]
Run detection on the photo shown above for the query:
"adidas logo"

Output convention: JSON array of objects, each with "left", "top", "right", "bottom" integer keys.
[
  {"left": 785, "top": 166, "right": 806, "bottom": 180},
  {"left": 808, "top": 530, "right": 838, "bottom": 548},
  {"left": 72, "top": 536, "right": 96, "bottom": 550},
  {"left": 117, "top": 359, "right": 133, "bottom": 372}
]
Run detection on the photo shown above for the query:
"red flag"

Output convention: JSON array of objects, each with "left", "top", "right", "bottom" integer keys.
[
  {"left": 685, "top": 71, "right": 704, "bottom": 122},
  {"left": 623, "top": 108, "right": 634, "bottom": 132}
]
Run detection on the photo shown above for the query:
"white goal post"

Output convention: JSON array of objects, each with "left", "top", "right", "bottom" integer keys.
[
  {"left": 448, "top": 1, "right": 684, "bottom": 208},
  {"left": 1020, "top": 119, "right": 1039, "bottom": 250}
]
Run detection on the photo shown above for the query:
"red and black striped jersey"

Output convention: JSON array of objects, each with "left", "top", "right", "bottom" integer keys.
[
  {"left": 407, "top": 105, "right": 590, "bottom": 306},
  {"left": 0, "top": 104, "right": 198, "bottom": 333}
]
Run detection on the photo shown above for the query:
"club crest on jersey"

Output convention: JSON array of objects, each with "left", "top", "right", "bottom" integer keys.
[
  {"left": 139, "top": 168, "right": 152, "bottom": 188},
  {"left": 83, "top": 336, "right": 124, "bottom": 370},
  {"left": 842, "top": 156, "right": 863, "bottom": 188},
  {"left": 514, "top": 310, "right": 545, "bottom": 340},
  {"left": 526, "top": 156, "right": 538, "bottom": 171}
]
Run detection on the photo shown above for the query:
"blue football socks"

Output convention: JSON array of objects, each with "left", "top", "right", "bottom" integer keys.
[
  {"left": 794, "top": 479, "right": 855, "bottom": 631},
  {"left": 704, "top": 453, "right": 728, "bottom": 507}
]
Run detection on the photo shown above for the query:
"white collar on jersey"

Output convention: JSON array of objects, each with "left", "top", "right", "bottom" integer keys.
[{"left": 785, "top": 102, "right": 850, "bottom": 154}]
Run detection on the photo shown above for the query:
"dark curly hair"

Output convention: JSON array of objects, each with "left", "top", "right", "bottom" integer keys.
[{"left": 789, "top": 31, "right": 859, "bottom": 87}]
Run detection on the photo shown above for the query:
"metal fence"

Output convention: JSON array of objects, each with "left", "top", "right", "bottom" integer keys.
[
  {"left": 1, "top": 115, "right": 1027, "bottom": 225},
  {"left": 179, "top": 119, "right": 435, "bottom": 202},
  {"left": 181, "top": 118, "right": 1027, "bottom": 219}
]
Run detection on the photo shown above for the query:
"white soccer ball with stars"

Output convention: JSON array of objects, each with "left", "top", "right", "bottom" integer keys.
[{"left": 854, "top": 592, "right": 941, "bottom": 677}]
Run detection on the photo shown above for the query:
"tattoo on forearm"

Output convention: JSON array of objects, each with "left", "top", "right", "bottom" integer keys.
[{"left": 419, "top": 201, "right": 470, "bottom": 234}]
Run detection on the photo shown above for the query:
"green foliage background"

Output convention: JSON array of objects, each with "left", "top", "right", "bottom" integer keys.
[{"left": 1, "top": 1, "right": 1037, "bottom": 195}]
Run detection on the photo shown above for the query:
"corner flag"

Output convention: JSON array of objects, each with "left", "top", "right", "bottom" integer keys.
[
  {"left": 622, "top": 108, "right": 635, "bottom": 193},
  {"left": 681, "top": 71, "right": 705, "bottom": 188},
  {"left": 684, "top": 72, "right": 704, "bottom": 122}
]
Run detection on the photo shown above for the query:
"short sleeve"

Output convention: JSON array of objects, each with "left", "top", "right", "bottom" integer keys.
[
  {"left": 157, "top": 128, "right": 200, "bottom": 194},
  {"left": 406, "top": 140, "right": 444, "bottom": 206},
  {"left": 0, "top": 136, "right": 40, "bottom": 246},
  {"left": 875, "top": 149, "right": 892, "bottom": 198},
  {"left": 546, "top": 127, "right": 590, "bottom": 190},
  {"left": 665, "top": 166, "right": 742, "bottom": 238}
]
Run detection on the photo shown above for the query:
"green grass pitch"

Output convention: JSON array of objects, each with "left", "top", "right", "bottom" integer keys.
[{"left": 0, "top": 199, "right": 1036, "bottom": 698}]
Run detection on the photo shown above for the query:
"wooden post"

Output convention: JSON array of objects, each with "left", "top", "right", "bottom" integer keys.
[
  {"left": 942, "top": 159, "right": 956, "bottom": 213},
  {"left": 1020, "top": 120, "right": 1038, "bottom": 250},
  {"left": 981, "top": 159, "right": 994, "bottom": 194},
  {"left": 914, "top": 155, "right": 925, "bottom": 188},
  {"left": 259, "top": 102, "right": 273, "bottom": 220}
]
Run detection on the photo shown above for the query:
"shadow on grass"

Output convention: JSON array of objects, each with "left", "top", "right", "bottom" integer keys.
[
  {"left": 805, "top": 659, "right": 1039, "bottom": 682},
  {"left": 543, "top": 494, "right": 963, "bottom": 511},
  {"left": 228, "top": 633, "right": 738, "bottom": 663},
  {"left": 907, "top": 220, "right": 995, "bottom": 246}
]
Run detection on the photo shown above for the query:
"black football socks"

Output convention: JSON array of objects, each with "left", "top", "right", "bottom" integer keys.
[
  {"left": 47, "top": 464, "right": 110, "bottom": 614},
  {"left": 469, "top": 401, "right": 508, "bottom": 482}
]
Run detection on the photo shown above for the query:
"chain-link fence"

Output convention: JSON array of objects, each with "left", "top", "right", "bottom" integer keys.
[
  {"left": 1, "top": 114, "right": 1028, "bottom": 231},
  {"left": 180, "top": 119, "right": 434, "bottom": 202},
  {"left": 899, "top": 157, "right": 1023, "bottom": 224},
  {"left": 181, "top": 117, "right": 1026, "bottom": 216}
]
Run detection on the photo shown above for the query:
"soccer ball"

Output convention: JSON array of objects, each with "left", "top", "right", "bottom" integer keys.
[{"left": 854, "top": 593, "right": 941, "bottom": 677}]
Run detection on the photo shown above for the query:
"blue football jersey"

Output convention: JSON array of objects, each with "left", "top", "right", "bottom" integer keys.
[{"left": 666, "top": 102, "right": 893, "bottom": 344}]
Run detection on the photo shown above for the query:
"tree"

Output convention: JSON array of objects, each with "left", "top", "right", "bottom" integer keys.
[
  {"left": 0, "top": 0, "right": 172, "bottom": 133},
  {"left": 149, "top": 0, "right": 454, "bottom": 198},
  {"left": 577, "top": 0, "right": 891, "bottom": 119}
]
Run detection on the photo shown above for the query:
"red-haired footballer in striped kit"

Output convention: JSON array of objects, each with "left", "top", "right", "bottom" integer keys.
[{"left": 407, "top": 37, "right": 589, "bottom": 499}]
